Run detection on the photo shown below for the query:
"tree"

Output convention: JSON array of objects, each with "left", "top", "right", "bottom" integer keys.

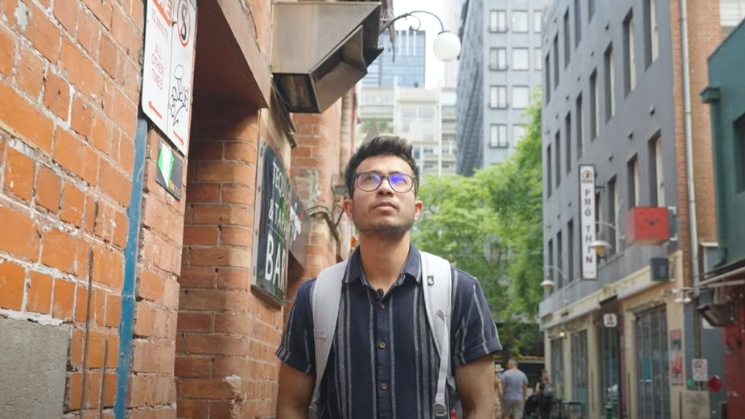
[{"left": 413, "top": 96, "right": 543, "bottom": 357}]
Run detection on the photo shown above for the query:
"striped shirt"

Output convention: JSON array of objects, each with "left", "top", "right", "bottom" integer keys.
[{"left": 276, "top": 245, "right": 502, "bottom": 419}]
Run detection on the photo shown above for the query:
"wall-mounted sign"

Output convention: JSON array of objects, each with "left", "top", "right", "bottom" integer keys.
[
  {"left": 289, "top": 192, "right": 310, "bottom": 267},
  {"left": 155, "top": 140, "right": 183, "bottom": 200},
  {"left": 603, "top": 313, "right": 617, "bottom": 328},
  {"left": 579, "top": 165, "right": 597, "bottom": 279},
  {"left": 141, "top": 0, "right": 197, "bottom": 155},
  {"left": 253, "top": 142, "right": 291, "bottom": 302}
]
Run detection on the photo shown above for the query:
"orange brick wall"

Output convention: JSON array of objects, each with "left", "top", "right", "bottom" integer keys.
[{"left": 0, "top": 0, "right": 143, "bottom": 416}]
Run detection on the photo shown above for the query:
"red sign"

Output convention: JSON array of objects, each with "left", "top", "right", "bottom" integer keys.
[
  {"left": 707, "top": 375, "right": 723, "bottom": 392},
  {"left": 626, "top": 207, "right": 670, "bottom": 246}
]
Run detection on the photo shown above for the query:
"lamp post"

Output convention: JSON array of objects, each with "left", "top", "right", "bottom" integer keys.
[
  {"left": 590, "top": 221, "right": 623, "bottom": 257},
  {"left": 379, "top": 10, "right": 462, "bottom": 62},
  {"left": 541, "top": 265, "right": 568, "bottom": 293}
]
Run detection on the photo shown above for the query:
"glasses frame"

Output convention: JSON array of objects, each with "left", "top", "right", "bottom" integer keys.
[{"left": 354, "top": 171, "right": 417, "bottom": 193}]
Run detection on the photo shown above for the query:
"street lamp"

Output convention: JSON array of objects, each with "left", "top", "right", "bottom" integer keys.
[
  {"left": 542, "top": 265, "right": 568, "bottom": 293},
  {"left": 379, "top": 10, "right": 462, "bottom": 62},
  {"left": 590, "top": 221, "right": 623, "bottom": 257}
]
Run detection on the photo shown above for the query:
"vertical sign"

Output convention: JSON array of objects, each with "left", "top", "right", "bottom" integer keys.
[
  {"left": 253, "top": 142, "right": 291, "bottom": 301},
  {"left": 141, "top": 0, "right": 197, "bottom": 156},
  {"left": 579, "top": 165, "right": 597, "bottom": 279},
  {"left": 670, "top": 329, "right": 684, "bottom": 385}
]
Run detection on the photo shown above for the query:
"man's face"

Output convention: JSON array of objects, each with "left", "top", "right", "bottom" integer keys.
[{"left": 344, "top": 155, "right": 422, "bottom": 237}]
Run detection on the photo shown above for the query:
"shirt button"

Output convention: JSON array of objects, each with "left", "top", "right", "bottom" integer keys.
[
  {"left": 379, "top": 303, "right": 385, "bottom": 309},
  {"left": 381, "top": 382, "right": 388, "bottom": 390},
  {"left": 378, "top": 341, "right": 386, "bottom": 349}
]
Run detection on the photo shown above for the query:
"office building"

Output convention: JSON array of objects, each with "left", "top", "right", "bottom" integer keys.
[{"left": 362, "top": 28, "right": 427, "bottom": 88}]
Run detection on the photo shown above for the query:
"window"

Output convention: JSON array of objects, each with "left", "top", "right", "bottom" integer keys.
[
  {"left": 548, "top": 238, "right": 554, "bottom": 284},
  {"left": 590, "top": 70, "right": 599, "bottom": 139},
  {"left": 628, "top": 155, "right": 640, "bottom": 208},
  {"left": 644, "top": 0, "right": 659, "bottom": 67},
  {"left": 512, "top": 11, "right": 529, "bottom": 32},
  {"left": 535, "top": 48, "right": 543, "bottom": 70},
  {"left": 513, "top": 86, "right": 530, "bottom": 109},
  {"left": 513, "top": 125, "right": 526, "bottom": 145},
  {"left": 557, "top": 231, "right": 563, "bottom": 287},
  {"left": 565, "top": 113, "right": 572, "bottom": 174},
  {"left": 545, "top": 54, "right": 552, "bottom": 102},
  {"left": 534, "top": 10, "right": 543, "bottom": 33},
  {"left": 567, "top": 220, "right": 575, "bottom": 280},
  {"left": 604, "top": 44, "right": 615, "bottom": 120},
  {"left": 721, "top": 0, "right": 745, "bottom": 35},
  {"left": 574, "top": 0, "right": 582, "bottom": 47},
  {"left": 490, "top": 85, "right": 507, "bottom": 108},
  {"left": 489, "top": 124, "right": 508, "bottom": 148},
  {"left": 563, "top": 10, "right": 571, "bottom": 68},
  {"left": 490, "top": 47, "right": 507, "bottom": 70},
  {"left": 588, "top": 0, "right": 596, "bottom": 21},
  {"left": 608, "top": 177, "right": 619, "bottom": 254},
  {"left": 490, "top": 10, "right": 507, "bottom": 32},
  {"left": 576, "top": 94, "right": 584, "bottom": 157},
  {"left": 595, "top": 190, "right": 602, "bottom": 236},
  {"left": 555, "top": 131, "right": 561, "bottom": 188},
  {"left": 624, "top": 11, "right": 637, "bottom": 95},
  {"left": 636, "top": 307, "right": 670, "bottom": 419},
  {"left": 737, "top": 115, "right": 745, "bottom": 192},
  {"left": 547, "top": 145, "right": 553, "bottom": 197},
  {"left": 601, "top": 326, "right": 621, "bottom": 417},
  {"left": 649, "top": 133, "right": 665, "bottom": 205},
  {"left": 571, "top": 331, "right": 589, "bottom": 417},
  {"left": 553, "top": 35, "right": 560, "bottom": 88},
  {"left": 512, "top": 48, "right": 529, "bottom": 70}
]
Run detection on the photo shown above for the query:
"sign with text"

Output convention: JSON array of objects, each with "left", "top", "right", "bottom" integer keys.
[
  {"left": 692, "top": 358, "right": 708, "bottom": 382},
  {"left": 579, "top": 165, "right": 597, "bottom": 279},
  {"left": 253, "top": 142, "right": 291, "bottom": 302},
  {"left": 141, "top": 0, "right": 197, "bottom": 155},
  {"left": 603, "top": 313, "right": 617, "bottom": 328}
]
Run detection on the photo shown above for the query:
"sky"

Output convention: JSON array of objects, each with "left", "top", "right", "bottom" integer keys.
[{"left": 391, "top": 0, "right": 450, "bottom": 88}]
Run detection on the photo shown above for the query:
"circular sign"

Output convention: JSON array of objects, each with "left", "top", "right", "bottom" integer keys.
[{"left": 177, "top": 0, "right": 190, "bottom": 47}]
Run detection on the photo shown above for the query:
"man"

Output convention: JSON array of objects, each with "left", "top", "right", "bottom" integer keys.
[
  {"left": 500, "top": 359, "right": 528, "bottom": 419},
  {"left": 275, "top": 136, "right": 501, "bottom": 419}
]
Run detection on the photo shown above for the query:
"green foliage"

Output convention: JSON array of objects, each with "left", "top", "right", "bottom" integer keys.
[{"left": 412, "top": 96, "right": 544, "bottom": 355}]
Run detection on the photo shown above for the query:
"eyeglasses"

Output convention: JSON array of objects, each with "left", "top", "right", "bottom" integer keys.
[{"left": 355, "top": 171, "right": 416, "bottom": 193}]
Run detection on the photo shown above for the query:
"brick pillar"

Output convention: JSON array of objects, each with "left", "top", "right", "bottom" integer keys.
[{"left": 177, "top": 115, "right": 283, "bottom": 418}]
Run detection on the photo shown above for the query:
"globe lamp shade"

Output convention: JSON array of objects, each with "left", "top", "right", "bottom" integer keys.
[{"left": 433, "top": 31, "right": 461, "bottom": 62}]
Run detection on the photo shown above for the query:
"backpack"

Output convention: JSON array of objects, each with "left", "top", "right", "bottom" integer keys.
[{"left": 310, "top": 251, "right": 454, "bottom": 419}]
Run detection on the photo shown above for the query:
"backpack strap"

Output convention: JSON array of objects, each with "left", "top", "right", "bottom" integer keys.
[
  {"left": 420, "top": 251, "right": 454, "bottom": 419},
  {"left": 310, "top": 260, "right": 348, "bottom": 414}
]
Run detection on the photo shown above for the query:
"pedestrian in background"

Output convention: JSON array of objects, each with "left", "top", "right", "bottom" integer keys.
[
  {"left": 494, "top": 364, "right": 504, "bottom": 419},
  {"left": 500, "top": 359, "right": 528, "bottom": 419}
]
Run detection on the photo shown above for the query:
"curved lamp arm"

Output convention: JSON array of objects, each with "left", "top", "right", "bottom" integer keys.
[{"left": 379, "top": 10, "right": 447, "bottom": 34}]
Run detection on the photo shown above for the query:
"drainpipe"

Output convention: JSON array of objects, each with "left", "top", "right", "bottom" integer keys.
[
  {"left": 337, "top": 89, "right": 354, "bottom": 254},
  {"left": 679, "top": 0, "right": 701, "bottom": 359}
]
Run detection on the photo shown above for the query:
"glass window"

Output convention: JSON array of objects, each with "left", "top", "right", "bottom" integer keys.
[
  {"left": 489, "top": 124, "right": 508, "bottom": 148},
  {"left": 535, "top": 48, "right": 543, "bottom": 70},
  {"left": 553, "top": 35, "right": 560, "bottom": 88},
  {"left": 551, "top": 339, "right": 565, "bottom": 399},
  {"left": 636, "top": 307, "right": 670, "bottom": 419},
  {"left": 546, "top": 145, "right": 553, "bottom": 197},
  {"left": 721, "top": 0, "right": 745, "bottom": 35},
  {"left": 644, "top": 0, "right": 659, "bottom": 67},
  {"left": 565, "top": 112, "right": 572, "bottom": 174},
  {"left": 555, "top": 131, "right": 561, "bottom": 187},
  {"left": 563, "top": 10, "right": 571, "bottom": 68},
  {"left": 588, "top": 0, "right": 596, "bottom": 21},
  {"left": 512, "top": 48, "right": 529, "bottom": 71},
  {"left": 604, "top": 44, "right": 615, "bottom": 120},
  {"left": 624, "top": 12, "right": 637, "bottom": 94},
  {"left": 576, "top": 94, "right": 584, "bottom": 157},
  {"left": 490, "top": 10, "right": 507, "bottom": 32},
  {"left": 737, "top": 115, "right": 745, "bottom": 192},
  {"left": 512, "top": 86, "right": 530, "bottom": 109},
  {"left": 512, "top": 11, "right": 529, "bottom": 32},
  {"left": 534, "top": 10, "right": 543, "bottom": 32},
  {"left": 628, "top": 155, "right": 640, "bottom": 208},
  {"left": 649, "top": 132, "right": 665, "bottom": 205},
  {"left": 590, "top": 70, "right": 599, "bottom": 139},
  {"left": 490, "top": 48, "right": 507, "bottom": 70},
  {"left": 574, "top": 0, "right": 582, "bottom": 47},
  {"left": 571, "top": 331, "right": 589, "bottom": 416},
  {"left": 567, "top": 220, "right": 575, "bottom": 280}
]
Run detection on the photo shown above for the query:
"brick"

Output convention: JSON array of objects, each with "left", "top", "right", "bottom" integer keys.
[
  {"left": 82, "top": 0, "right": 113, "bottom": 29},
  {"left": 179, "top": 289, "right": 249, "bottom": 312},
  {"left": 134, "top": 301, "right": 157, "bottom": 337},
  {"left": 0, "top": 259, "right": 25, "bottom": 310},
  {"left": 215, "top": 268, "right": 250, "bottom": 291},
  {"left": 112, "top": 209, "right": 128, "bottom": 248},
  {"left": 0, "top": 206, "right": 41, "bottom": 260},
  {"left": 90, "top": 109, "right": 112, "bottom": 155},
  {"left": 177, "top": 313, "right": 212, "bottom": 332},
  {"left": 70, "top": 94, "right": 93, "bottom": 138},
  {"left": 183, "top": 226, "right": 219, "bottom": 245},
  {"left": 0, "top": 26, "right": 13, "bottom": 75},
  {"left": 222, "top": 185, "right": 254, "bottom": 206},
  {"left": 175, "top": 356, "right": 211, "bottom": 377},
  {"left": 111, "top": 5, "right": 141, "bottom": 62},
  {"left": 183, "top": 334, "right": 249, "bottom": 357},
  {"left": 53, "top": 0, "right": 78, "bottom": 34},
  {"left": 195, "top": 163, "right": 254, "bottom": 184},
  {"left": 220, "top": 227, "right": 251, "bottom": 248},
  {"left": 23, "top": 0, "right": 61, "bottom": 62},
  {"left": 181, "top": 378, "right": 236, "bottom": 400},
  {"left": 76, "top": 9, "right": 100, "bottom": 57},
  {"left": 105, "top": 292, "right": 121, "bottom": 328},
  {"left": 0, "top": 82, "right": 54, "bottom": 153},
  {"left": 192, "top": 205, "right": 251, "bottom": 226},
  {"left": 224, "top": 141, "right": 258, "bottom": 163},
  {"left": 36, "top": 165, "right": 61, "bottom": 212},
  {"left": 111, "top": 87, "right": 136, "bottom": 137},
  {"left": 178, "top": 267, "right": 215, "bottom": 289},
  {"left": 91, "top": 245, "right": 124, "bottom": 288},
  {"left": 53, "top": 128, "right": 99, "bottom": 184},
  {"left": 99, "top": 160, "right": 131, "bottom": 207},
  {"left": 185, "top": 184, "right": 220, "bottom": 203},
  {"left": 43, "top": 69, "right": 71, "bottom": 119},
  {"left": 116, "top": 133, "right": 135, "bottom": 175},
  {"left": 99, "top": 33, "right": 118, "bottom": 79},
  {"left": 52, "top": 278, "right": 75, "bottom": 320},
  {"left": 60, "top": 37, "right": 103, "bottom": 99},
  {"left": 137, "top": 269, "right": 164, "bottom": 302},
  {"left": 60, "top": 181, "right": 85, "bottom": 227},
  {"left": 132, "top": 339, "right": 158, "bottom": 373},
  {"left": 41, "top": 228, "right": 89, "bottom": 276},
  {"left": 215, "top": 313, "right": 250, "bottom": 334},
  {"left": 27, "top": 271, "right": 53, "bottom": 314},
  {"left": 4, "top": 146, "right": 35, "bottom": 202},
  {"left": 190, "top": 141, "right": 223, "bottom": 160},
  {"left": 176, "top": 401, "right": 209, "bottom": 419},
  {"left": 15, "top": 47, "right": 45, "bottom": 99}
]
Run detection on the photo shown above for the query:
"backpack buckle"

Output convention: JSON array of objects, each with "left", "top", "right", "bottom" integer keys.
[{"left": 427, "top": 275, "right": 435, "bottom": 285}]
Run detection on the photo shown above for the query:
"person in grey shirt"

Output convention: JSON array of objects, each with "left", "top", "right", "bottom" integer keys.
[{"left": 500, "top": 359, "right": 528, "bottom": 419}]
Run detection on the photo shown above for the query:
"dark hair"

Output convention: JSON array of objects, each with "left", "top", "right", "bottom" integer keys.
[{"left": 344, "top": 136, "right": 419, "bottom": 197}]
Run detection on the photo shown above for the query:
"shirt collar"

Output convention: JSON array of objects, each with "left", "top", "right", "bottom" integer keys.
[{"left": 344, "top": 243, "right": 422, "bottom": 284}]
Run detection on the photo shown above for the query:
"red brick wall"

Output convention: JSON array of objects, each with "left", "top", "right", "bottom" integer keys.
[{"left": 0, "top": 0, "right": 143, "bottom": 415}]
